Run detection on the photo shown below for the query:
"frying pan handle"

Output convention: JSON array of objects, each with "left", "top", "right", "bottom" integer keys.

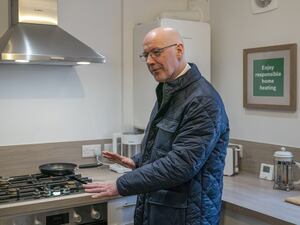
[{"left": 79, "top": 163, "right": 100, "bottom": 169}]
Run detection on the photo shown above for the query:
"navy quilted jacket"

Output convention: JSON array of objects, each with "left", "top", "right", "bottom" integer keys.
[{"left": 117, "top": 63, "right": 229, "bottom": 225}]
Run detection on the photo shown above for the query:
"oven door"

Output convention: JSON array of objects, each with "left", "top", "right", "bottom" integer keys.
[{"left": 0, "top": 203, "right": 107, "bottom": 225}]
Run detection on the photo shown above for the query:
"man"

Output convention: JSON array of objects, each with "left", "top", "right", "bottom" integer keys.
[{"left": 84, "top": 27, "right": 229, "bottom": 225}]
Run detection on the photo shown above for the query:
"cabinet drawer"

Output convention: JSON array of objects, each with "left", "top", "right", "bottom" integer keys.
[{"left": 107, "top": 196, "right": 137, "bottom": 225}]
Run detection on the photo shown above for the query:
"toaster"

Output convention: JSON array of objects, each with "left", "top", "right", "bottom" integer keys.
[{"left": 224, "top": 144, "right": 242, "bottom": 176}]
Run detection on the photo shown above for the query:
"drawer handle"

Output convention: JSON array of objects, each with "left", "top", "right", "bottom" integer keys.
[{"left": 122, "top": 202, "right": 136, "bottom": 207}]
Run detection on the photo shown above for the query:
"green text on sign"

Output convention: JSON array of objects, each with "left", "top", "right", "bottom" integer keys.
[{"left": 253, "top": 58, "right": 284, "bottom": 96}]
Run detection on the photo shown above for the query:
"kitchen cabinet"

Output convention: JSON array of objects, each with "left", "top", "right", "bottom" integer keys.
[{"left": 107, "top": 195, "right": 137, "bottom": 225}]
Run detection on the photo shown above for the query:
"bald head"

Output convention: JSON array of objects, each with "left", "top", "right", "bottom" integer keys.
[
  {"left": 142, "top": 27, "right": 187, "bottom": 82},
  {"left": 144, "top": 27, "right": 184, "bottom": 47}
]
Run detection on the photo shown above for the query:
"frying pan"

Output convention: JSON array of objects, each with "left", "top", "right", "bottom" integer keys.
[{"left": 39, "top": 162, "right": 88, "bottom": 184}]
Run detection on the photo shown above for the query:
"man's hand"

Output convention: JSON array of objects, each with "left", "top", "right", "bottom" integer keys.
[
  {"left": 83, "top": 182, "right": 119, "bottom": 198},
  {"left": 102, "top": 151, "right": 136, "bottom": 169}
]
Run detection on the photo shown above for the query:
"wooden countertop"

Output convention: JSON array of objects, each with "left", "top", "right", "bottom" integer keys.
[
  {"left": 1, "top": 168, "right": 300, "bottom": 225},
  {"left": 223, "top": 172, "right": 300, "bottom": 225}
]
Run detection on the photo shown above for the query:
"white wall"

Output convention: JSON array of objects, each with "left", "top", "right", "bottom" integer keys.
[
  {"left": 0, "top": 0, "right": 122, "bottom": 145},
  {"left": 210, "top": 0, "right": 300, "bottom": 148},
  {"left": 0, "top": 0, "right": 190, "bottom": 146}
]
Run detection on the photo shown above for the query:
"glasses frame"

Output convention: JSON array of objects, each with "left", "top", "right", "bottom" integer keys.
[{"left": 139, "top": 44, "right": 177, "bottom": 62}]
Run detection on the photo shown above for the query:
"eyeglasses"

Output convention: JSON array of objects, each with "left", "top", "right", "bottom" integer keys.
[{"left": 139, "top": 44, "right": 177, "bottom": 62}]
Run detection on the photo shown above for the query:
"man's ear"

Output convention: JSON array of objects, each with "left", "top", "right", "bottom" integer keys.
[{"left": 176, "top": 43, "right": 184, "bottom": 58}]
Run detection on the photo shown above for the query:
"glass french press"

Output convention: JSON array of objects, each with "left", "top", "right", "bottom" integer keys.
[{"left": 273, "top": 147, "right": 300, "bottom": 191}]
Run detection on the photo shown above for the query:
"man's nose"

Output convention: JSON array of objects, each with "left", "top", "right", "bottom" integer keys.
[{"left": 146, "top": 54, "right": 155, "bottom": 64}]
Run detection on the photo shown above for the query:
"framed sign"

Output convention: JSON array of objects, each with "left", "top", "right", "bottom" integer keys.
[{"left": 243, "top": 44, "right": 297, "bottom": 110}]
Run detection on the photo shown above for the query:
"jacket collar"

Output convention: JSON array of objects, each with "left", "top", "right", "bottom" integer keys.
[
  {"left": 156, "top": 63, "right": 202, "bottom": 110},
  {"left": 163, "top": 63, "right": 201, "bottom": 94}
]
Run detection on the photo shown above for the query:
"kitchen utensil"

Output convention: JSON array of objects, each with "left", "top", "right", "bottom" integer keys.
[
  {"left": 39, "top": 162, "right": 88, "bottom": 184},
  {"left": 285, "top": 195, "right": 300, "bottom": 206},
  {"left": 273, "top": 147, "right": 300, "bottom": 191},
  {"left": 113, "top": 132, "right": 143, "bottom": 158}
]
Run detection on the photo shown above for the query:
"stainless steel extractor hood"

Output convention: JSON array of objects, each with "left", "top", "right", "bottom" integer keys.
[{"left": 0, "top": 0, "right": 106, "bottom": 65}]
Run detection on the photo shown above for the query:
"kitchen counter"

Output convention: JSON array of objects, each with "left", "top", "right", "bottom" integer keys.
[
  {"left": 1, "top": 168, "right": 300, "bottom": 224},
  {"left": 223, "top": 172, "right": 300, "bottom": 225}
]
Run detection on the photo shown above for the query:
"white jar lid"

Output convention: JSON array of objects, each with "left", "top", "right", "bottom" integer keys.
[{"left": 273, "top": 147, "right": 293, "bottom": 159}]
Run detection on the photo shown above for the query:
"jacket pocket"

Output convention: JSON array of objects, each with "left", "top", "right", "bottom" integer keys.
[
  {"left": 147, "top": 190, "right": 187, "bottom": 225},
  {"left": 154, "top": 119, "right": 179, "bottom": 152},
  {"left": 156, "top": 118, "right": 178, "bottom": 133}
]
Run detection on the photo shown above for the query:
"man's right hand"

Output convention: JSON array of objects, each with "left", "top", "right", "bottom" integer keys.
[{"left": 102, "top": 151, "right": 136, "bottom": 169}]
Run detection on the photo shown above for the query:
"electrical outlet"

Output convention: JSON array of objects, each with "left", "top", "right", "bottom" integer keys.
[
  {"left": 82, "top": 144, "right": 101, "bottom": 158},
  {"left": 104, "top": 143, "right": 113, "bottom": 152}
]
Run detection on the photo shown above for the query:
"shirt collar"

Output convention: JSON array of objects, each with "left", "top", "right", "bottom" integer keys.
[{"left": 175, "top": 63, "right": 191, "bottom": 79}]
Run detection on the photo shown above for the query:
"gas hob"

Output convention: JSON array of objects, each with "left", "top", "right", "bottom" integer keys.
[
  {"left": 0, "top": 173, "right": 108, "bottom": 225},
  {"left": 0, "top": 173, "right": 91, "bottom": 204}
]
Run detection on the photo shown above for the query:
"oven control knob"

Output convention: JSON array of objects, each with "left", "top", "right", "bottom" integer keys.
[
  {"left": 73, "top": 211, "right": 82, "bottom": 224},
  {"left": 34, "top": 216, "right": 42, "bottom": 225},
  {"left": 91, "top": 206, "right": 102, "bottom": 220}
]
